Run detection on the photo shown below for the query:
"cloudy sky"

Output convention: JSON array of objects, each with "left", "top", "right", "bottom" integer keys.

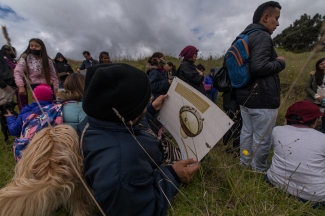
[{"left": 0, "top": 0, "right": 323, "bottom": 61}]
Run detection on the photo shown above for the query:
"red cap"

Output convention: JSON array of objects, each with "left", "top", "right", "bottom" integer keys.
[{"left": 285, "top": 100, "right": 325, "bottom": 123}]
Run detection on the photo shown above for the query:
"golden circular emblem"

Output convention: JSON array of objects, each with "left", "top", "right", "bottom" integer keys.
[{"left": 179, "top": 105, "right": 204, "bottom": 139}]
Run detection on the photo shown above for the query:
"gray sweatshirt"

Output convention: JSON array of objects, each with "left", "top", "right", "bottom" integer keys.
[{"left": 267, "top": 125, "right": 325, "bottom": 202}]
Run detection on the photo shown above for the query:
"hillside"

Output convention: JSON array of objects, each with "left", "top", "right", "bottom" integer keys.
[{"left": 1, "top": 49, "right": 325, "bottom": 215}]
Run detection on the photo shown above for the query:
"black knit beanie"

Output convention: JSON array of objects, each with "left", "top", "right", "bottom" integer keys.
[{"left": 83, "top": 63, "right": 151, "bottom": 122}]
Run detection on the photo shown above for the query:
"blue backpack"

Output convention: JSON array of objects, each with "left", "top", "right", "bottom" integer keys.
[
  {"left": 225, "top": 29, "right": 260, "bottom": 88},
  {"left": 13, "top": 103, "right": 64, "bottom": 162}
]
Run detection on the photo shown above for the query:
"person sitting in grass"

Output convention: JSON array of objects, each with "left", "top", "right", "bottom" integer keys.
[
  {"left": 78, "top": 63, "right": 199, "bottom": 215},
  {"left": 5, "top": 84, "right": 54, "bottom": 137},
  {"left": 56, "top": 73, "right": 86, "bottom": 131},
  {"left": 266, "top": 100, "right": 325, "bottom": 207},
  {"left": 305, "top": 57, "right": 325, "bottom": 133}
]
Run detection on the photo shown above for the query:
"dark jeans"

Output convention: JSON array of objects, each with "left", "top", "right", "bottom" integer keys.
[
  {"left": 206, "top": 91, "right": 218, "bottom": 104},
  {"left": 223, "top": 109, "right": 242, "bottom": 149},
  {"left": 222, "top": 89, "right": 242, "bottom": 149},
  {"left": 15, "top": 86, "right": 29, "bottom": 111}
]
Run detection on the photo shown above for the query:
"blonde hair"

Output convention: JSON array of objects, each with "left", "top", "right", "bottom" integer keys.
[
  {"left": 0, "top": 125, "right": 94, "bottom": 216},
  {"left": 57, "top": 73, "right": 85, "bottom": 101}
]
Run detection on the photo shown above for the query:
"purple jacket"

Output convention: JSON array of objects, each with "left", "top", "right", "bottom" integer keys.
[{"left": 204, "top": 74, "right": 217, "bottom": 94}]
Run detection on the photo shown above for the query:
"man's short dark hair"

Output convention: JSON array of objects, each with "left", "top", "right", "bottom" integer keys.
[
  {"left": 253, "top": 1, "right": 281, "bottom": 24},
  {"left": 286, "top": 114, "right": 318, "bottom": 127},
  {"left": 83, "top": 51, "right": 90, "bottom": 56}
]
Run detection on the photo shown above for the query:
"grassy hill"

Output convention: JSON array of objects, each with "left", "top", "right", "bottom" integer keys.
[{"left": 1, "top": 49, "right": 325, "bottom": 215}]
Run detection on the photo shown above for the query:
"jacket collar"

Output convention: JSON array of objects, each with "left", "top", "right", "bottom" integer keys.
[{"left": 87, "top": 116, "right": 144, "bottom": 132}]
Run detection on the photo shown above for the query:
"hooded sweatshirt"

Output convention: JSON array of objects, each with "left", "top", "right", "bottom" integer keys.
[{"left": 54, "top": 53, "right": 73, "bottom": 81}]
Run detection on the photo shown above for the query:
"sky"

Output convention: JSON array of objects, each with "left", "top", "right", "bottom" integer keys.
[{"left": 0, "top": 0, "right": 323, "bottom": 61}]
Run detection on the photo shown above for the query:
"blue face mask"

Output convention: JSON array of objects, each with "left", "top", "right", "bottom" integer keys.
[{"left": 30, "top": 49, "right": 41, "bottom": 56}]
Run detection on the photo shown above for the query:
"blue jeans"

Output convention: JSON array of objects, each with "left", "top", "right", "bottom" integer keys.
[
  {"left": 239, "top": 106, "right": 278, "bottom": 171},
  {"left": 206, "top": 91, "right": 218, "bottom": 104}
]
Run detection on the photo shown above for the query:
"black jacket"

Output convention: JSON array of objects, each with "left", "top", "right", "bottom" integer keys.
[
  {"left": 54, "top": 53, "right": 73, "bottom": 81},
  {"left": 0, "top": 55, "right": 15, "bottom": 88},
  {"left": 177, "top": 59, "right": 205, "bottom": 94},
  {"left": 235, "top": 23, "right": 286, "bottom": 109},
  {"left": 146, "top": 64, "right": 170, "bottom": 100}
]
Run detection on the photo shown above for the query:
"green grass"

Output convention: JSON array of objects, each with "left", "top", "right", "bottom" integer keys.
[{"left": 1, "top": 49, "right": 325, "bottom": 215}]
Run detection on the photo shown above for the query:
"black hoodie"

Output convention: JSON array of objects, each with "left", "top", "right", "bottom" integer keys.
[
  {"left": 0, "top": 54, "right": 15, "bottom": 88},
  {"left": 54, "top": 53, "right": 73, "bottom": 81}
]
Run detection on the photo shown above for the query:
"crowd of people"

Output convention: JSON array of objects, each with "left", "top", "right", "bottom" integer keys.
[{"left": 0, "top": 1, "right": 325, "bottom": 215}]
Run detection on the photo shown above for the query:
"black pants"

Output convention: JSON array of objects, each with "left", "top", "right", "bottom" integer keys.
[{"left": 222, "top": 90, "right": 242, "bottom": 149}]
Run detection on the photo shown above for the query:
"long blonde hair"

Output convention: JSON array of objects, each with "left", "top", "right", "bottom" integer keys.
[{"left": 0, "top": 125, "right": 94, "bottom": 216}]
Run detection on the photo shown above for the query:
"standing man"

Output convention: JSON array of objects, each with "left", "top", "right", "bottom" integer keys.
[
  {"left": 235, "top": 1, "right": 286, "bottom": 171},
  {"left": 76, "top": 51, "right": 98, "bottom": 72}
]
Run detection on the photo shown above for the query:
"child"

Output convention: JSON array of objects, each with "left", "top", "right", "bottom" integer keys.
[
  {"left": 99, "top": 51, "right": 112, "bottom": 64},
  {"left": 14, "top": 38, "right": 59, "bottom": 100},
  {"left": 78, "top": 63, "right": 199, "bottom": 215},
  {"left": 56, "top": 73, "right": 86, "bottom": 130},
  {"left": 53, "top": 52, "right": 73, "bottom": 88},
  {"left": 5, "top": 84, "right": 54, "bottom": 137}
]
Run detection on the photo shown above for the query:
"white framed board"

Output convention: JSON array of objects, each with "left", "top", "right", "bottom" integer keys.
[{"left": 157, "top": 77, "right": 234, "bottom": 161}]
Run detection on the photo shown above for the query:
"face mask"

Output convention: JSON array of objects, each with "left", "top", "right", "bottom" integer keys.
[
  {"left": 10, "top": 54, "right": 16, "bottom": 58},
  {"left": 159, "top": 59, "right": 166, "bottom": 67},
  {"left": 30, "top": 49, "right": 41, "bottom": 56}
]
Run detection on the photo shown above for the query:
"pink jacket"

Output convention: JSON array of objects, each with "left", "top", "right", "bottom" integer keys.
[{"left": 14, "top": 54, "right": 59, "bottom": 90}]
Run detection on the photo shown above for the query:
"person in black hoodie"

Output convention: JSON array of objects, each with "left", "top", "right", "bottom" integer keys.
[
  {"left": 177, "top": 45, "right": 205, "bottom": 95},
  {"left": 53, "top": 52, "right": 73, "bottom": 88},
  {"left": 234, "top": 1, "right": 286, "bottom": 172}
]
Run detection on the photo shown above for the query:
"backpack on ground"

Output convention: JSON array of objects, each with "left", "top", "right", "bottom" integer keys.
[
  {"left": 13, "top": 102, "right": 63, "bottom": 162},
  {"left": 225, "top": 29, "right": 260, "bottom": 88}
]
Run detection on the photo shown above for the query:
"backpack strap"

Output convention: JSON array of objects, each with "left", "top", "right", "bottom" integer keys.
[
  {"left": 79, "top": 122, "right": 89, "bottom": 158},
  {"left": 236, "top": 28, "right": 261, "bottom": 40}
]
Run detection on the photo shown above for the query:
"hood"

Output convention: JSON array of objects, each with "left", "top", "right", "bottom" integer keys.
[
  {"left": 87, "top": 116, "right": 144, "bottom": 133},
  {"left": 54, "top": 52, "right": 68, "bottom": 63},
  {"left": 20, "top": 101, "right": 53, "bottom": 115},
  {"left": 241, "top": 23, "right": 269, "bottom": 35},
  {"left": 145, "top": 63, "right": 159, "bottom": 73}
]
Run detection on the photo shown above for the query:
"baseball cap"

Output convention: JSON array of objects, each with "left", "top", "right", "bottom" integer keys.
[{"left": 285, "top": 100, "right": 325, "bottom": 123}]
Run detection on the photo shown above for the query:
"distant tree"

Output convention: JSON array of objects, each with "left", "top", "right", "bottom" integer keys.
[{"left": 273, "top": 13, "right": 325, "bottom": 53}]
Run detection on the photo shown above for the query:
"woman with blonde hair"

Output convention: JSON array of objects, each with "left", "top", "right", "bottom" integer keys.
[
  {"left": 56, "top": 73, "right": 86, "bottom": 130},
  {"left": 0, "top": 125, "right": 94, "bottom": 215}
]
